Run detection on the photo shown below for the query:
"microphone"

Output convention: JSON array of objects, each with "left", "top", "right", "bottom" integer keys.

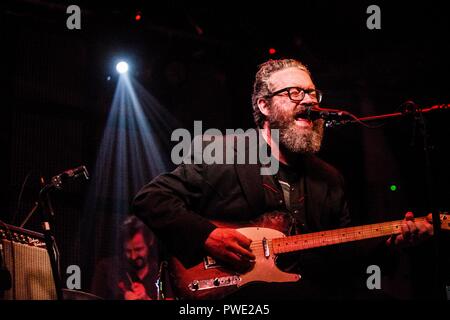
[
  {"left": 50, "top": 166, "right": 89, "bottom": 189},
  {"left": 304, "top": 106, "right": 351, "bottom": 121}
]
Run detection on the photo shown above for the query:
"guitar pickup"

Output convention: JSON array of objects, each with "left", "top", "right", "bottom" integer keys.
[{"left": 262, "top": 237, "right": 270, "bottom": 258}]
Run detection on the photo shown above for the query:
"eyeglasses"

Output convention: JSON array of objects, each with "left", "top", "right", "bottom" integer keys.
[{"left": 266, "top": 87, "right": 323, "bottom": 103}]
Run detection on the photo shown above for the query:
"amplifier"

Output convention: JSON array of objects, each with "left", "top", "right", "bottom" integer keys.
[{"left": 0, "top": 223, "right": 57, "bottom": 300}]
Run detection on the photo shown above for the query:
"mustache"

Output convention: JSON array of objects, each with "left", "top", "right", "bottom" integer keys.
[
  {"left": 269, "top": 101, "right": 324, "bottom": 129},
  {"left": 128, "top": 257, "right": 145, "bottom": 266},
  {"left": 293, "top": 104, "right": 320, "bottom": 120}
]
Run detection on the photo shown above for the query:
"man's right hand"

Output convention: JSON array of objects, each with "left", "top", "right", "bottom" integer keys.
[
  {"left": 204, "top": 228, "right": 256, "bottom": 272},
  {"left": 123, "top": 282, "right": 151, "bottom": 300}
]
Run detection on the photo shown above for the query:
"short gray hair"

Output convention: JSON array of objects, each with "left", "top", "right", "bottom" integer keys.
[{"left": 251, "top": 59, "right": 311, "bottom": 128}]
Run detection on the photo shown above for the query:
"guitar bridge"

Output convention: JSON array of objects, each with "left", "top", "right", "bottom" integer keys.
[{"left": 188, "top": 276, "right": 241, "bottom": 292}]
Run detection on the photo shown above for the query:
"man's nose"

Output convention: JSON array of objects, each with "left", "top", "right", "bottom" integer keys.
[
  {"left": 301, "top": 92, "right": 318, "bottom": 105},
  {"left": 130, "top": 251, "right": 138, "bottom": 260}
]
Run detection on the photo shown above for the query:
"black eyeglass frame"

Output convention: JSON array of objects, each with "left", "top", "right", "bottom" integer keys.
[{"left": 265, "top": 86, "right": 323, "bottom": 103}]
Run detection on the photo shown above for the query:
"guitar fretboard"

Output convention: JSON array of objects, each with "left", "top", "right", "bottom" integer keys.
[{"left": 271, "top": 217, "right": 429, "bottom": 254}]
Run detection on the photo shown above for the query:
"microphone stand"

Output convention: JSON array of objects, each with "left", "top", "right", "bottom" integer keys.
[
  {"left": 26, "top": 166, "right": 89, "bottom": 300},
  {"left": 323, "top": 103, "right": 449, "bottom": 128},
  {"left": 39, "top": 183, "right": 64, "bottom": 300},
  {"left": 330, "top": 102, "right": 449, "bottom": 299},
  {"left": 155, "top": 261, "right": 168, "bottom": 300}
]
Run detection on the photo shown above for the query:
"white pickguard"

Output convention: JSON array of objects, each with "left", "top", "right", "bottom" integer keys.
[{"left": 236, "top": 227, "right": 301, "bottom": 287}]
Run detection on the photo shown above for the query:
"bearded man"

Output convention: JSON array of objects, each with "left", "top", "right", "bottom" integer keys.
[{"left": 132, "top": 59, "right": 432, "bottom": 299}]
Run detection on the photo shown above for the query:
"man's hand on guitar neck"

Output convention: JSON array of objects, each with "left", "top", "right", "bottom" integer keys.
[
  {"left": 386, "top": 212, "right": 434, "bottom": 248},
  {"left": 204, "top": 228, "right": 256, "bottom": 272}
]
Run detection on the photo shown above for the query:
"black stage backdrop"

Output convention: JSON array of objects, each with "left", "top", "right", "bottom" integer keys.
[{"left": 1, "top": 0, "right": 449, "bottom": 299}]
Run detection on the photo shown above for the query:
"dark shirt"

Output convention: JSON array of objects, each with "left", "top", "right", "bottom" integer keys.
[
  {"left": 119, "top": 266, "right": 160, "bottom": 300},
  {"left": 90, "top": 256, "right": 160, "bottom": 300},
  {"left": 261, "top": 162, "right": 308, "bottom": 235}
]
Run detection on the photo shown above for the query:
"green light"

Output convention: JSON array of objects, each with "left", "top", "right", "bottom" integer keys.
[{"left": 390, "top": 185, "right": 397, "bottom": 191}]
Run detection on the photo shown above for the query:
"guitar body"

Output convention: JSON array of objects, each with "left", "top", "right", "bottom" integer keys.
[{"left": 169, "top": 226, "right": 301, "bottom": 300}]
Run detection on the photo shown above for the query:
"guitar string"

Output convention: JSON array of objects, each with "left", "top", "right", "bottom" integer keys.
[
  {"left": 272, "top": 225, "right": 413, "bottom": 252},
  {"left": 248, "top": 225, "right": 398, "bottom": 249},
  {"left": 247, "top": 218, "right": 427, "bottom": 251}
]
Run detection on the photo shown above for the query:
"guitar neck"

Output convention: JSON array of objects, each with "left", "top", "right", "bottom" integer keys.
[{"left": 272, "top": 216, "right": 428, "bottom": 254}]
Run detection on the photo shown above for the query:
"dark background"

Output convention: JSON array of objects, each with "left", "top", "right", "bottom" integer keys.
[{"left": 1, "top": 0, "right": 449, "bottom": 299}]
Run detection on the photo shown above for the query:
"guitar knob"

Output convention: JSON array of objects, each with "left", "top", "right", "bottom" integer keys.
[
  {"left": 213, "top": 278, "right": 220, "bottom": 286},
  {"left": 191, "top": 280, "right": 199, "bottom": 291}
]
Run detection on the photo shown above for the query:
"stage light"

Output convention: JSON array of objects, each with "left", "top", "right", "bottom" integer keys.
[
  {"left": 269, "top": 48, "right": 277, "bottom": 55},
  {"left": 390, "top": 184, "right": 397, "bottom": 191},
  {"left": 135, "top": 12, "right": 142, "bottom": 21},
  {"left": 82, "top": 69, "right": 179, "bottom": 274},
  {"left": 116, "top": 61, "right": 129, "bottom": 74}
]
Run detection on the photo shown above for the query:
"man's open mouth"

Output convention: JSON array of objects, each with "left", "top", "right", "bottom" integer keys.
[{"left": 294, "top": 112, "right": 312, "bottom": 127}]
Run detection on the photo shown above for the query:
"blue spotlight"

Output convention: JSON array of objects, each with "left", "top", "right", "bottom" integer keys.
[
  {"left": 81, "top": 69, "right": 180, "bottom": 277},
  {"left": 116, "top": 61, "right": 129, "bottom": 74}
]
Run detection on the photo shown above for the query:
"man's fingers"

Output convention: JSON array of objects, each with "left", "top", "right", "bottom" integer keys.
[
  {"left": 401, "top": 222, "right": 410, "bottom": 239},
  {"left": 222, "top": 229, "right": 254, "bottom": 259},
  {"left": 234, "top": 232, "right": 252, "bottom": 248},
  {"left": 231, "top": 231, "right": 255, "bottom": 260},
  {"left": 404, "top": 211, "right": 415, "bottom": 221},
  {"left": 229, "top": 243, "right": 256, "bottom": 261},
  {"left": 394, "top": 234, "right": 404, "bottom": 246},
  {"left": 204, "top": 228, "right": 257, "bottom": 272},
  {"left": 390, "top": 212, "right": 435, "bottom": 248},
  {"left": 132, "top": 283, "right": 139, "bottom": 289},
  {"left": 406, "top": 221, "right": 419, "bottom": 244},
  {"left": 223, "top": 251, "right": 253, "bottom": 270},
  {"left": 132, "top": 282, "right": 145, "bottom": 291},
  {"left": 416, "top": 222, "right": 427, "bottom": 236},
  {"left": 419, "top": 220, "right": 434, "bottom": 237},
  {"left": 124, "top": 291, "right": 138, "bottom": 300},
  {"left": 406, "top": 220, "right": 418, "bottom": 236}
]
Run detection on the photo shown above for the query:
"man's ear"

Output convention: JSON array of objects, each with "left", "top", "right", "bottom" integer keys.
[{"left": 257, "top": 98, "right": 270, "bottom": 117}]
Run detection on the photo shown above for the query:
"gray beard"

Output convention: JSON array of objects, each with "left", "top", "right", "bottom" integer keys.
[
  {"left": 278, "top": 120, "right": 324, "bottom": 154},
  {"left": 268, "top": 105, "right": 324, "bottom": 154}
]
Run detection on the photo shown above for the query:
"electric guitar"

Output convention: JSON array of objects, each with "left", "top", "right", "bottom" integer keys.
[{"left": 169, "top": 212, "right": 449, "bottom": 299}]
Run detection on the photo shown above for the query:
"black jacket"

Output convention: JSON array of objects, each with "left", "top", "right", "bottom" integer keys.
[{"left": 132, "top": 135, "right": 351, "bottom": 268}]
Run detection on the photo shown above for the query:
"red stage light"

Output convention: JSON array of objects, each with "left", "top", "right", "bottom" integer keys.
[
  {"left": 269, "top": 48, "right": 276, "bottom": 55},
  {"left": 135, "top": 12, "right": 142, "bottom": 21}
]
